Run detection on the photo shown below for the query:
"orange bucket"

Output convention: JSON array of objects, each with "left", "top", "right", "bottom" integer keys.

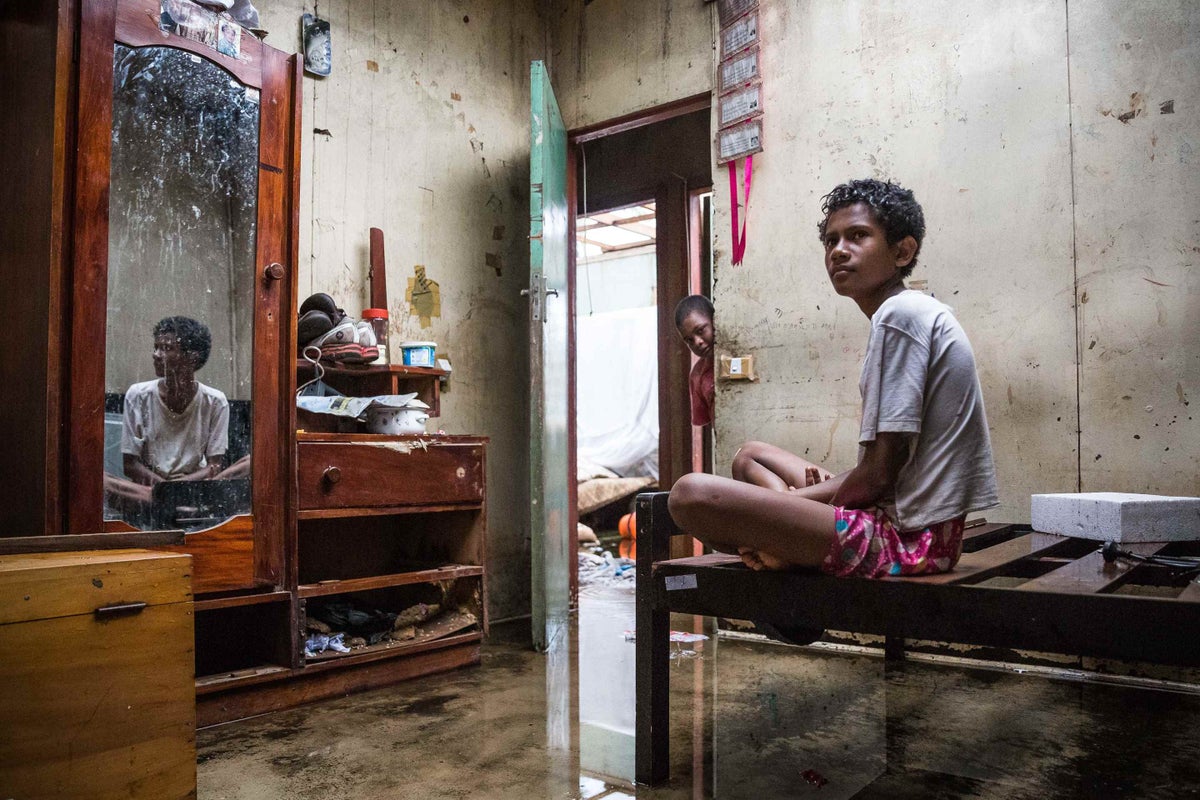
[{"left": 618, "top": 512, "right": 637, "bottom": 540}]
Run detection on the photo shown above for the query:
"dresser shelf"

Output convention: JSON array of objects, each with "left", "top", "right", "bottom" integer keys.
[{"left": 297, "top": 564, "right": 483, "bottom": 598}]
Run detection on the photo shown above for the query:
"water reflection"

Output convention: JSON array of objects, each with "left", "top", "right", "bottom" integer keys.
[
  {"left": 197, "top": 598, "right": 1200, "bottom": 798},
  {"left": 576, "top": 581, "right": 712, "bottom": 796},
  {"left": 578, "top": 583, "right": 637, "bottom": 782}
]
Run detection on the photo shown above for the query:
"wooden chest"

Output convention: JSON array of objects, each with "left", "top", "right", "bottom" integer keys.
[{"left": 0, "top": 550, "right": 195, "bottom": 799}]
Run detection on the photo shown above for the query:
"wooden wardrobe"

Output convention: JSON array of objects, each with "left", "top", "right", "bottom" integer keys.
[{"left": 3, "top": 0, "right": 487, "bottom": 728}]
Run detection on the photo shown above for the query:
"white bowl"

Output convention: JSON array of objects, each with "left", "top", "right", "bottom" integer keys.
[{"left": 365, "top": 406, "right": 429, "bottom": 435}]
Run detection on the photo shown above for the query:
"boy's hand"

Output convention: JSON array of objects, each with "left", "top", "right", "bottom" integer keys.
[{"left": 788, "top": 467, "right": 833, "bottom": 491}]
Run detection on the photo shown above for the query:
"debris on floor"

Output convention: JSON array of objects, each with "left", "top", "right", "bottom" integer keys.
[
  {"left": 577, "top": 522, "right": 599, "bottom": 544},
  {"left": 801, "top": 768, "right": 829, "bottom": 788},
  {"left": 304, "top": 632, "right": 351, "bottom": 656},
  {"left": 303, "top": 596, "right": 478, "bottom": 658},
  {"left": 578, "top": 550, "right": 635, "bottom": 587}
]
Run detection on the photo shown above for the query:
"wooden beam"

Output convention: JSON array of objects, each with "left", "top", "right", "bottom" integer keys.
[
  {"left": 369, "top": 227, "right": 387, "bottom": 310},
  {"left": 569, "top": 92, "right": 710, "bottom": 144},
  {"left": 0, "top": 530, "right": 185, "bottom": 555}
]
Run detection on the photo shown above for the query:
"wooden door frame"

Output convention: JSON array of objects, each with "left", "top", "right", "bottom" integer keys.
[{"left": 565, "top": 92, "right": 712, "bottom": 581}]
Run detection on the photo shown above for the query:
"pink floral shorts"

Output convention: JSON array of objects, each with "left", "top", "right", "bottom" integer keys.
[{"left": 821, "top": 507, "right": 965, "bottom": 579}]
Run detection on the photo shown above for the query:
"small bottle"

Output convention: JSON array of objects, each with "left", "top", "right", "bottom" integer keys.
[{"left": 362, "top": 308, "right": 389, "bottom": 365}]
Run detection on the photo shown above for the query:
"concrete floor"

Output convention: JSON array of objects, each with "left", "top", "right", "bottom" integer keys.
[{"left": 199, "top": 583, "right": 1200, "bottom": 799}]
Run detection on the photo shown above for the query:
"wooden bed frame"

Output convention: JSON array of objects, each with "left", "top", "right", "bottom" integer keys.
[{"left": 633, "top": 491, "right": 1200, "bottom": 786}]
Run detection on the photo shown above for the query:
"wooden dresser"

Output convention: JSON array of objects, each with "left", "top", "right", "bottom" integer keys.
[
  {"left": 195, "top": 369, "right": 488, "bottom": 726},
  {"left": 0, "top": 550, "right": 195, "bottom": 799}
]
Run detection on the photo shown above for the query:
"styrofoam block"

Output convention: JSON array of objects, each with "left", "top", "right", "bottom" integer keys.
[{"left": 1031, "top": 492, "right": 1200, "bottom": 542}]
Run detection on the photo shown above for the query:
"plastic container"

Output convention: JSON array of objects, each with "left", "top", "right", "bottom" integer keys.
[
  {"left": 399, "top": 341, "right": 436, "bottom": 367},
  {"left": 362, "top": 308, "right": 389, "bottom": 365}
]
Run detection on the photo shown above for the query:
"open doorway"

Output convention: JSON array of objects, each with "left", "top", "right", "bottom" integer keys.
[
  {"left": 568, "top": 98, "right": 713, "bottom": 574},
  {"left": 575, "top": 200, "right": 661, "bottom": 559},
  {"left": 566, "top": 97, "right": 713, "bottom": 788}
]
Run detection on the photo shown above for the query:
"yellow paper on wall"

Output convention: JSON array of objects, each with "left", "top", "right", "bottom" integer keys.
[{"left": 406, "top": 265, "right": 441, "bottom": 328}]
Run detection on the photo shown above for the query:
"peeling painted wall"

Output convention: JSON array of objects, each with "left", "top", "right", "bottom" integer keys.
[
  {"left": 709, "top": 0, "right": 1198, "bottom": 520},
  {"left": 258, "top": 1, "right": 544, "bottom": 620},
  {"left": 1070, "top": 1, "right": 1200, "bottom": 495},
  {"left": 554, "top": 0, "right": 1198, "bottom": 521},
  {"left": 548, "top": 0, "right": 715, "bottom": 129}
]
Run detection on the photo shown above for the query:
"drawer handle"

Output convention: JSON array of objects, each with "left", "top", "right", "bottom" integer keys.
[
  {"left": 323, "top": 466, "right": 342, "bottom": 485},
  {"left": 94, "top": 601, "right": 147, "bottom": 621}
]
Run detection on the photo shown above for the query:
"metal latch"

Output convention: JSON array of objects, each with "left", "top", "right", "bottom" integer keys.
[{"left": 521, "top": 275, "right": 560, "bottom": 323}]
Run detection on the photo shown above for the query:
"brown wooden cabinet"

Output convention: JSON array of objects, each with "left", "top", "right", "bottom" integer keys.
[
  {"left": 297, "top": 434, "right": 485, "bottom": 509},
  {"left": 195, "top": 428, "right": 488, "bottom": 724},
  {"left": 0, "top": 550, "right": 196, "bottom": 799}
]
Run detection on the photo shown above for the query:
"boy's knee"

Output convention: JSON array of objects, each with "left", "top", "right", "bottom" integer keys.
[
  {"left": 731, "top": 440, "right": 767, "bottom": 478},
  {"left": 668, "top": 473, "right": 707, "bottom": 522}
]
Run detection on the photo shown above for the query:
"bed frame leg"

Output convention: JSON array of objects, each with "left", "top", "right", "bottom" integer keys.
[{"left": 635, "top": 492, "right": 672, "bottom": 785}]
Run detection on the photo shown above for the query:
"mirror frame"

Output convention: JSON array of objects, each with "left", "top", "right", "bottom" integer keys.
[{"left": 67, "top": 0, "right": 299, "bottom": 593}]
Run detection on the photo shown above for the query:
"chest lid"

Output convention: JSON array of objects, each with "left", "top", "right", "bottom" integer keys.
[{"left": 0, "top": 549, "right": 191, "bottom": 625}]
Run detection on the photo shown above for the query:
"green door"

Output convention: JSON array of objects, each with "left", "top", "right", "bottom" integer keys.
[{"left": 529, "top": 61, "right": 570, "bottom": 652}]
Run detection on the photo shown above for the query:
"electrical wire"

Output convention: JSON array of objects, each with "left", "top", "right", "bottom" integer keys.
[
  {"left": 1100, "top": 542, "right": 1200, "bottom": 580},
  {"left": 296, "top": 344, "right": 326, "bottom": 395}
]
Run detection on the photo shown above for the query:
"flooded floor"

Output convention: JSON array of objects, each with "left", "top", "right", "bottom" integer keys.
[{"left": 199, "top": 582, "right": 1200, "bottom": 799}]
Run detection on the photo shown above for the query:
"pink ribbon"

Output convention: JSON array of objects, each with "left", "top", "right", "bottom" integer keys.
[{"left": 728, "top": 155, "right": 753, "bottom": 265}]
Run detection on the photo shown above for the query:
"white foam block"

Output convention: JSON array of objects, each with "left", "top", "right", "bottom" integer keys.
[{"left": 1031, "top": 492, "right": 1200, "bottom": 542}]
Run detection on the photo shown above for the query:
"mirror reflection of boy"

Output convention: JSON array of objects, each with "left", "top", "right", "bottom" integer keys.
[
  {"left": 109, "top": 316, "right": 238, "bottom": 503},
  {"left": 121, "top": 315, "right": 231, "bottom": 487},
  {"left": 674, "top": 295, "right": 715, "bottom": 427}
]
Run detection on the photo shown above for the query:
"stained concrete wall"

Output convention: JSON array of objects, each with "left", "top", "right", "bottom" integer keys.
[
  {"left": 710, "top": 0, "right": 1200, "bottom": 521},
  {"left": 258, "top": 1, "right": 544, "bottom": 620},
  {"left": 548, "top": 0, "right": 715, "bottom": 129},
  {"left": 1070, "top": 1, "right": 1199, "bottom": 495},
  {"left": 553, "top": 1, "right": 1198, "bottom": 522},
  {"left": 713, "top": 1, "right": 1079, "bottom": 524}
]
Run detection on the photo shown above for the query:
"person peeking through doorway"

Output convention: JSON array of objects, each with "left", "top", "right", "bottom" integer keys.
[{"left": 674, "top": 294, "right": 715, "bottom": 427}]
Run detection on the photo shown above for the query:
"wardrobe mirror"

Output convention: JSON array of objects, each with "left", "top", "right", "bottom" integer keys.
[{"left": 103, "top": 44, "right": 259, "bottom": 532}]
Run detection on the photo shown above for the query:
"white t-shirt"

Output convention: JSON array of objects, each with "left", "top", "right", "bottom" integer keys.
[
  {"left": 121, "top": 380, "right": 229, "bottom": 480},
  {"left": 858, "top": 290, "right": 999, "bottom": 530}
]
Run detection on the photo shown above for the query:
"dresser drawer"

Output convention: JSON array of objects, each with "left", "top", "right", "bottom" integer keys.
[{"left": 298, "top": 438, "right": 486, "bottom": 510}]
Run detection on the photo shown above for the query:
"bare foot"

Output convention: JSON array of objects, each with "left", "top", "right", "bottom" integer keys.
[
  {"left": 738, "top": 548, "right": 794, "bottom": 571},
  {"left": 738, "top": 548, "right": 766, "bottom": 570}
]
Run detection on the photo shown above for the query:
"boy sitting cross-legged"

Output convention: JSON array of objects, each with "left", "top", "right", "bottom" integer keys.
[{"left": 668, "top": 179, "right": 998, "bottom": 578}]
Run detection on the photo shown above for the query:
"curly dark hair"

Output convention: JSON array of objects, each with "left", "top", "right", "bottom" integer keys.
[
  {"left": 817, "top": 179, "right": 926, "bottom": 278},
  {"left": 153, "top": 316, "right": 212, "bottom": 369},
  {"left": 673, "top": 294, "right": 714, "bottom": 329}
]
